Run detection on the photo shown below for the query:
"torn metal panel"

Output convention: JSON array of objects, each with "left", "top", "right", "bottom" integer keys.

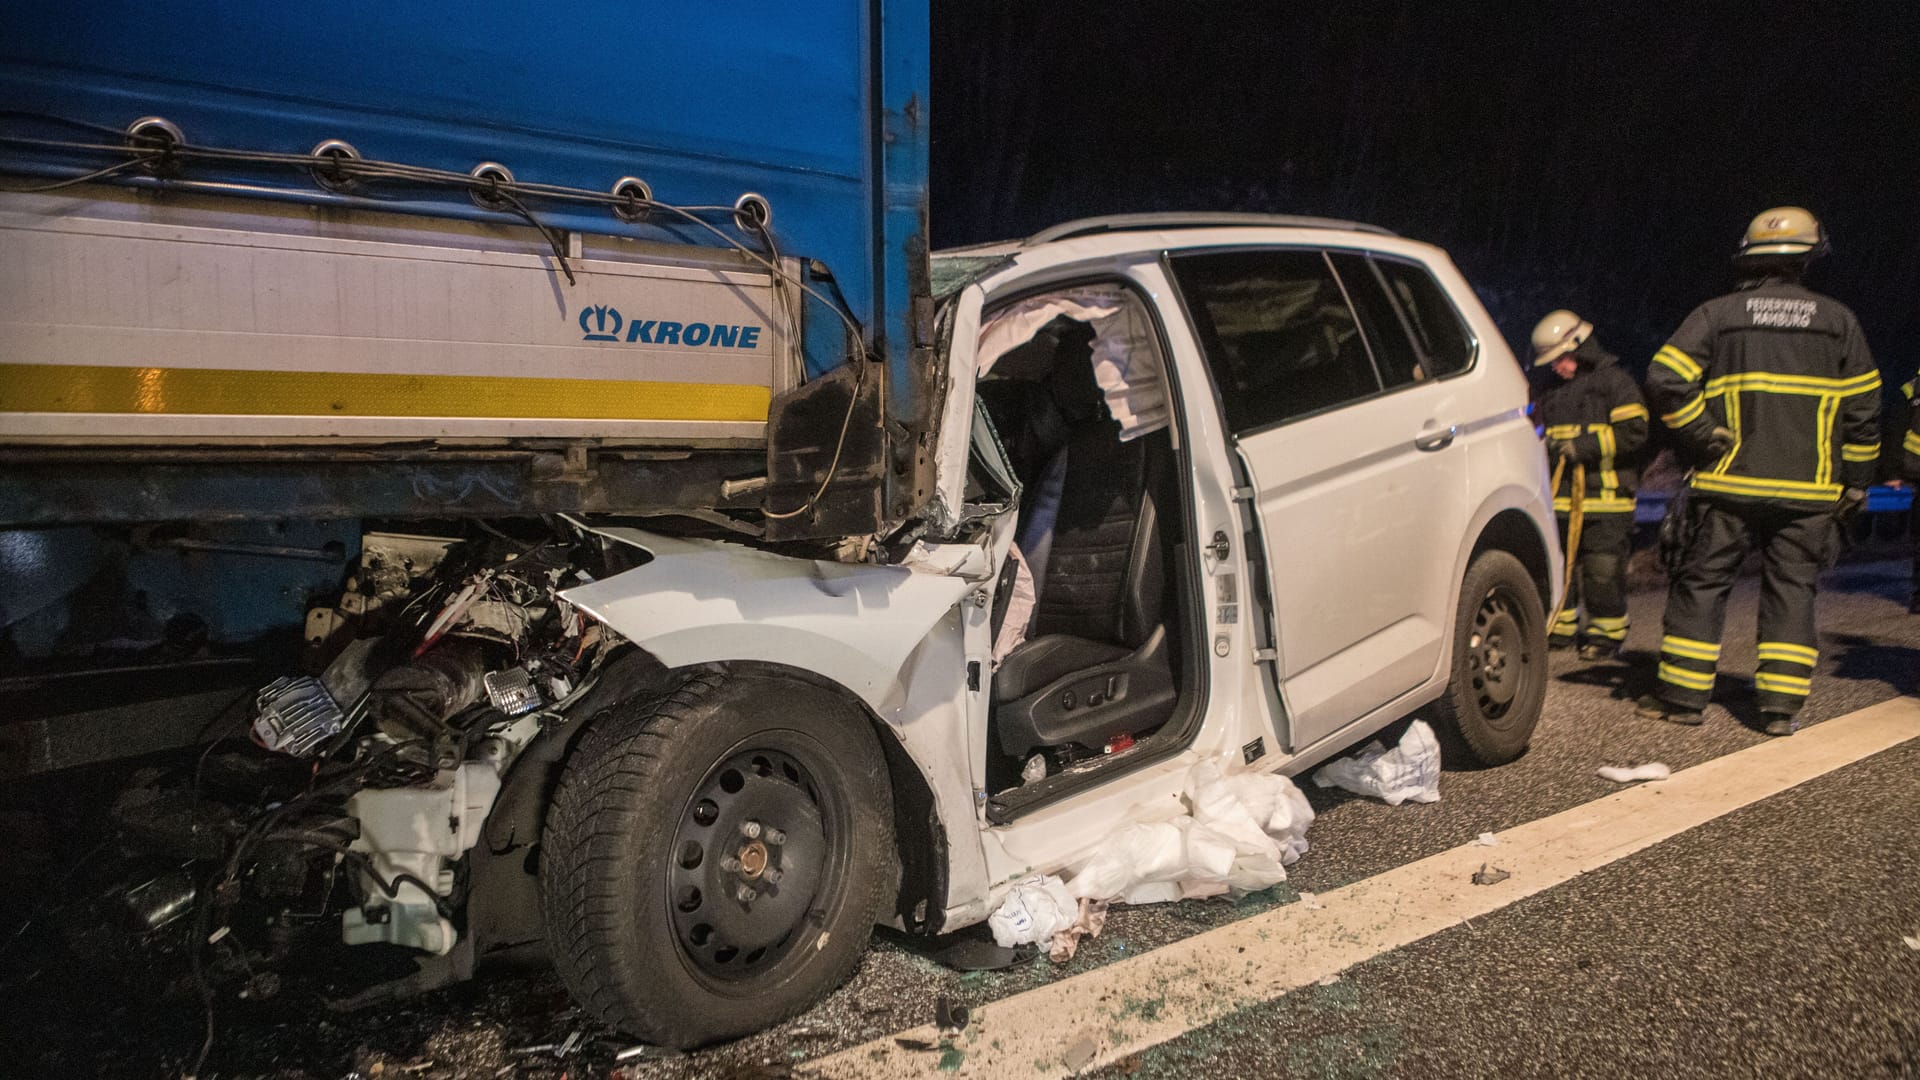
[
  {"left": 560, "top": 527, "right": 971, "bottom": 711},
  {"left": 760, "top": 362, "right": 889, "bottom": 540},
  {"left": 924, "top": 284, "right": 986, "bottom": 536}
]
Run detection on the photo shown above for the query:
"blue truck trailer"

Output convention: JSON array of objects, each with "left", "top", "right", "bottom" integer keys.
[
  {"left": 0, "top": 0, "right": 932, "bottom": 534},
  {"left": 0, "top": 1, "right": 938, "bottom": 1051}
]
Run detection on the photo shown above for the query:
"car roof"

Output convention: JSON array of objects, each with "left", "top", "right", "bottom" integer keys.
[
  {"left": 931, "top": 213, "right": 1451, "bottom": 295},
  {"left": 1025, "top": 212, "right": 1396, "bottom": 244}
]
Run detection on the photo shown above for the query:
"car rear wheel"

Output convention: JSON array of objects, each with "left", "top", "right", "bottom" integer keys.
[
  {"left": 1429, "top": 550, "right": 1546, "bottom": 765},
  {"left": 540, "top": 667, "right": 896, "bottom": 1047}
]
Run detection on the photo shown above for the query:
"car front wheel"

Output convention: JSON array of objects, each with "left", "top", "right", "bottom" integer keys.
[
  {"left": 540, "top": 667, "right": 897, "bottom": 1047},
  {"left": 1429, "top": 550, "right": 1546, "bottom": 765}
]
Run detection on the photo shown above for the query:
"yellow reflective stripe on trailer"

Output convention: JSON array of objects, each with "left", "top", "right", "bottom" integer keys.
[
  {"left": 1654, "top": 346, "right": 1702, "bottom": 382},
  {"left": 1610, "top": 402, "right": 1649, "bottom": 423},
  {"left": 0, "top": 363, "right": 772, "bottom": 423},
  {"left": 1691, "top": 472, "right": 1841, "bottom": 503},
  {"left": 1662, "top": 395, "right": 1706, "bottom": 427}
]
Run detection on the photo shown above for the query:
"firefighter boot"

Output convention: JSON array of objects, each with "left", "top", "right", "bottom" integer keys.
[{"left": 1634, "top": 693, "right": 1703, "bottom": 726}]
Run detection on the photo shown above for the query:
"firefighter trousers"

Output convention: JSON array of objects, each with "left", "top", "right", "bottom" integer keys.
[
  {"left": 1655, "top": 497, "right": 1835, "bottom": 716},
  {"left": 1552, "top": 511, "right": 1632, "bottom": 645}
]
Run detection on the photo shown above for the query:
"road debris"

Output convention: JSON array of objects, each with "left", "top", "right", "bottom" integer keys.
[
  {"left": 1049, "top": 898, "right": 1108, "bottom": 962},
  {"left": 614, "top": 1043, "right": 684, "bottom": 1063},
  {"left": 1597, "top": 762, "right": 1672, "bottom": 783},
  {"left": 1472, "top": 832, "right": 1499, "bottom": 847},
  {"left": 934, "top": 995, "right": 970, "bottom": 1036},
  {"left": 894, "top": 1037, "right": 941, "bottom": 1052},
  {"left": 1299, "top": 891, "right": 1324, "bottom": 910},
  {"left": 1902, "top": 932, "right": 1920, "bottom": 951},
  {"left": 513, "top": 1029, "right": 585, "bottom": 1063},
  {"left": 1471, "top": 863, "right": 1511, "bottom": 886},
  {"left": 1312, "top": 720, "right": 1442, "bottom": 805},
  {"left": 1062, "top": 1030, "right": 1101, "bottom": 1073}
]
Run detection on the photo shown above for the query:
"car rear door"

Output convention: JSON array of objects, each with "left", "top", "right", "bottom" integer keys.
[{"left": 1166, "top": 247, "right": 1469, "bottom": 751}]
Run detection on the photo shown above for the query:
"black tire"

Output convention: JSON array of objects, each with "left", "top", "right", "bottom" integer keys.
[
  {"left": 540, "top": 668, "right": 897, "bottom": 1047},
  {"left": 1428, "top": 550, "right": 1546, "bottom": 766}
]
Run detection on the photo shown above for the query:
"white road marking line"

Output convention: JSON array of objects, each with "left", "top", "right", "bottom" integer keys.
[{"left": 815, "top": 695, "right": 1920, "bottom": 1078}]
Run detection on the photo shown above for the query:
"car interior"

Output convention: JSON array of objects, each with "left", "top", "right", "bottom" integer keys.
[{"left": 971, "top": 290, "right": 1198, "bottom": 798}]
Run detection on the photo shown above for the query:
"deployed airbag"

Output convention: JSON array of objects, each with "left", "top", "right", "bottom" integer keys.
[{"left": 976, "top": 285, "right": 1169, "bottom": 440}]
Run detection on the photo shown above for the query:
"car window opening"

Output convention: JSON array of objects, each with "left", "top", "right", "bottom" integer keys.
[{"left": 971, "top": 286, "right": 1194, "bottom": 798}]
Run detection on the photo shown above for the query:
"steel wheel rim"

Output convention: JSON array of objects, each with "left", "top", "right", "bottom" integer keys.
[
  {"left": 1466, "top": 583, "right": 1534, "bottom": 723},
  {"left": 666, "top": 744, "right": 837, "bottom": 983}
]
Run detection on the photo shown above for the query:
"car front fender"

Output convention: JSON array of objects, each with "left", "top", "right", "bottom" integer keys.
[{"left": 560, "top": 527, "right": 974, "bottom": 714}]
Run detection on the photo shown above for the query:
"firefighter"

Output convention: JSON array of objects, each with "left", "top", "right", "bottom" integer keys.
[
  {"left": 1901, "top": 370, "right": 1920, "bottom": 612},
  {"left": 1531, "top": 310, "right": 1649, "bottom": 660},
  {"left": 1637, "top": 207, "right": 1880, "bottom": 735}
]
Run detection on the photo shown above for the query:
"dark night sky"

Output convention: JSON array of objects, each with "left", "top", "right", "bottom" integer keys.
[{"left": 930, "top": 1, "right": 1920, "bottom": 381}]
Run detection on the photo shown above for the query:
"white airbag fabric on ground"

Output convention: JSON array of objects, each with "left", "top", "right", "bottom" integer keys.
[
  {"left": 1066, "top": 759, "right": 1316, "bottom": 904},
  {"left": 1312, "top": 719, "right": 1443, "bottom": 805},
  {"left": 987, "top": 874, "right": 1079, "bottom": 948},
  {"left": 975, "top": 285, "right": 1170, "bottom": 440}
]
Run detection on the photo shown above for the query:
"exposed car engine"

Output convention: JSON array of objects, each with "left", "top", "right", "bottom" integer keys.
[{"left": 2, "top": 517, "right": 631, "bottom": 1013}]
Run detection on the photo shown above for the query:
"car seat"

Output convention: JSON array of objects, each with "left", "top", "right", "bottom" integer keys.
[{"left": 989, "top": 349, "right": 1178, "bottom": 757}]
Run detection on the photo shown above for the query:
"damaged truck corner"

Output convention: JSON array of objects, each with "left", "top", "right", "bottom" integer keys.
[
  {"left": 0, "top": 0, "right": 1560, "bottom": 1058},
  {"left": 0, "top": 0, "right": 949, "bottom": 1051}
]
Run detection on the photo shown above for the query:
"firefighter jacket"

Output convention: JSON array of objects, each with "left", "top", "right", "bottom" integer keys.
[
  {"left": 1903, "top": 370, "right": 1919, "bottom": 482},
  {"left": 1536, "top": 339, "right": 1649, "bottom": 513},
  {"left": 1646, "top": 281, "right": 1880, "bottom": 508}
]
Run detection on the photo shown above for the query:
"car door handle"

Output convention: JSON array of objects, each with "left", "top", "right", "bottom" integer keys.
[{"left": 1414, "top": 424, "right": 1458, "bottom": 452}]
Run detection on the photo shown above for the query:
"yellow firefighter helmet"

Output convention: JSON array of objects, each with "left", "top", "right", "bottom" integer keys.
[{"left": 1738, "top": 206, "right": 1828, "bottom": 259}]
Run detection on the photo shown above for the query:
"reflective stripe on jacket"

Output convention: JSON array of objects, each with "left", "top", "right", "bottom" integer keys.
[
  {"left": 1903, "top": 373, "right": 1919, "bottom": 482},
  {"left": 1535, "top": 340, "right": 1648, "bottom": 513},
  {"left": 1645, "top": 281, "right": 1880, "bottom": 507}
]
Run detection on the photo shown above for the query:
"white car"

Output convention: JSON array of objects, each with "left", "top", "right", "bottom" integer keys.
[{"left": 540, "top": 213, "right": 1561, "bottom": 1045}]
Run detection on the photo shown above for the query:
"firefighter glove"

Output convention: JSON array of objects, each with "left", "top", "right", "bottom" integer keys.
[{"left": 1836, "top": 486, "right": 1867, "bottom": 523}]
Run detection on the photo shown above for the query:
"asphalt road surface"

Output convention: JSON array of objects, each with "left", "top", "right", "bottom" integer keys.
[{"left": 7, "top": 553, "right": 1918, "bottom": 1079}]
